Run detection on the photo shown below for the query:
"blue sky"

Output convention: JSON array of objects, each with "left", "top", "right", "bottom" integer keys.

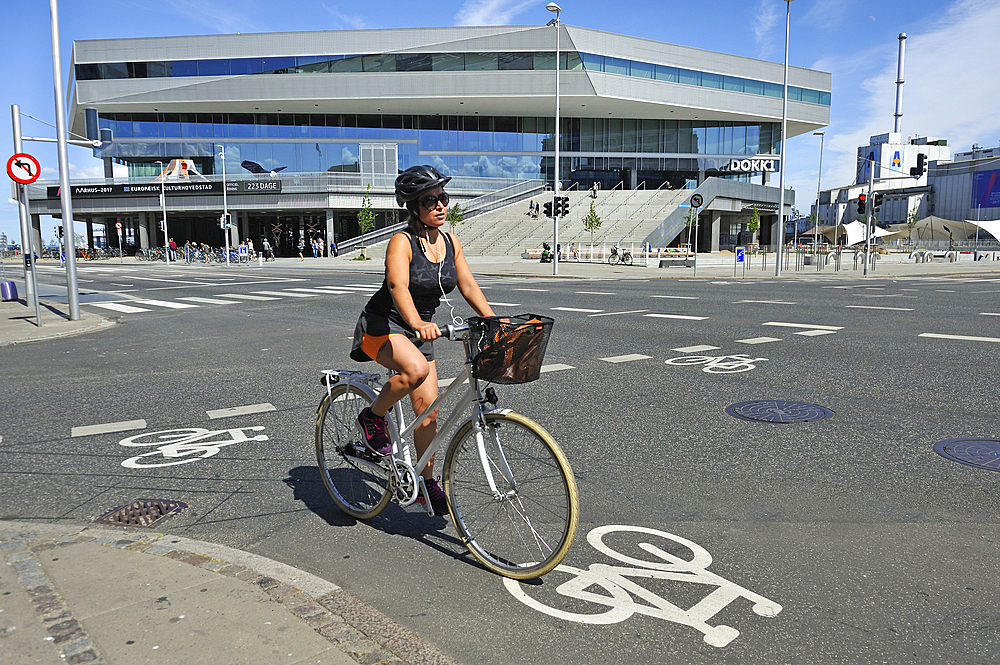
[{"left": 3, "top": 0, "right": 999, "bottom": 244}]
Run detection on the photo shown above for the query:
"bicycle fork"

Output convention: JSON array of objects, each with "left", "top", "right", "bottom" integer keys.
[{"left": 472, "top": 411, "right": 518, "bottom": 502}]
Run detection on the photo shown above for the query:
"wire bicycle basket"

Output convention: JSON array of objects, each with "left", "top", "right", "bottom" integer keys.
[{"left": 470, "top": 314, "right": 554, "bottom": 384}]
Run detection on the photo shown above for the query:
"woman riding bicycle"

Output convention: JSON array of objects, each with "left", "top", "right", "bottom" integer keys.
[{"left": 349, "top": 165, "right": 496, "bottom": 514}]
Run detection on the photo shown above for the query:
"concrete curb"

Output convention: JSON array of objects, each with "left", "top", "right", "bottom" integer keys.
[{"left": 0, "top": 521, "right": 460, "bottom": 665}]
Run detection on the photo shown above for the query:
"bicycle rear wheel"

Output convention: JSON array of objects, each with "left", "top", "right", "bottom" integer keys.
[
  {"left": 315, "top": 383, "right": 392, "bottom": 519},
  {"left": 443, "top": 412, "right": 578, "bottom": 579},
  {"left": 623, "top": 253, "right": 633, "bottom": 266}
]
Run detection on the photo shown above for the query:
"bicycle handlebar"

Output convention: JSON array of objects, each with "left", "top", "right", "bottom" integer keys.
[{"left": 412, "top": 323, "right": 470, "bottom": 341}]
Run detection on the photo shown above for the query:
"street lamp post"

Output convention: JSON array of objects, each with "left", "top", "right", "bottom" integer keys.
[
  {"left": 813, "top": 130, "right": 825, "bottom": 267},
  {"left": 219, "top": 146, "right": 230, "bottom": 267},
  {"left": 547, "top": 2, "right": 561, "bottom": 276},
  {"left": 156, "top": 160, "right": 169, "bottom": 264},
  {"left": 775, "top": 0, "right": 794, "bottom": 277}
]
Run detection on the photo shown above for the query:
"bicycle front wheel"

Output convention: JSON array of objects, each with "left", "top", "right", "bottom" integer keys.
[
  {"left": 443, "top": 412, "right": 579, "bottom": 579},
  {"left": 623, "top": 253, "right": 633, "bottom": 266},
  {"left": 315, "top": 383, "right": 392, "bottom": 519}
]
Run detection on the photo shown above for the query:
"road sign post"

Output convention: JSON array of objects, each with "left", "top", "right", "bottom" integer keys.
[
  {"left": 690, "top": 194, "right": 703, "bottom": 277},
  {"left": 8, "top": 112, "right": 43, "bottom": 327}
]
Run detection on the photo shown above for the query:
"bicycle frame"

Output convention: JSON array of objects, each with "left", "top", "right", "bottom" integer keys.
[{"left": 323, "top": 328, "right": 515, "bottom": 510}]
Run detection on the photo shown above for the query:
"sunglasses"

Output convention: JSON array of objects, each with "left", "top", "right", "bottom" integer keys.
[{"left": 419, "top": 192, "right": 450, "bottom": 210}]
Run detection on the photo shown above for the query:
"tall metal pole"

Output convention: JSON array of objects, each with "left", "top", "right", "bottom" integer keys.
[
  {"left": 813, "top": 131, "right": 825, "bottom": 266},
  {"left": 11, "top": 105, "right": 43, "bottom": 327},
  {"left": 49, "top": 0, "right": 80, "bottom": 319},
  {"left": 547, "top": 3, "right": 562, "bottom": 276},
  {"left": 863, "top": 161, "right": 873, "bottom": 276},
  {"left": 775, "top": 0, "right": 794, "bottom": 277},
  {"left": 220, "top": 146, "right": 230, "bottom": 267},
  {"left": 157, "top": 160, "right": 169, "bottom": 264},
  {"left": 893, "top": 33, "right": 906, "bottom": 134}
]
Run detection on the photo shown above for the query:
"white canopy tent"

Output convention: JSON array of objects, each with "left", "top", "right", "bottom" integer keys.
[{"left": 884, "top": 216, "right": 977, "bottom": 242}]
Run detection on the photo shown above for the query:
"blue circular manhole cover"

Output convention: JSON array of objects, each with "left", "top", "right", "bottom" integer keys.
[
  {"left": 934, "top": 439, "right": 1000, "bottom": 472},
  {"left": 726, "top": 400, "right": 834, "bottom": 424}
]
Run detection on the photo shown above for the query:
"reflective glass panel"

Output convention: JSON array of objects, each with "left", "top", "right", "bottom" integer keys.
[
  {"left": 197, "top": 59, "right": 229, "bottom": 76},
  {"left": 580, "top": 53, "right": 604, "bottom": 72},
  {"left": 171, "top": 60, "right": 197, "bottom": 77},
  {"left": 102, "top": 63, "right": 128, "bottom": 79},
  {"left": 655, "top": 65, "right": 678, "bottom": 82},
  {"left": 465, "top": 53, "right": 498, "bottom": 70},
  {"left": 499, "top": 53, "right": 533, "bottom": 70},
  {"left": 262, "top": 57, "right": 295, "bottom": 74},
  {"left": 396, "top": 54, "right": 432, "bottom": 71},
  {"left": 723, "top": 76, "right": 743, "bottom": 92},
  {"left": 563, "top": 51, "right": 583, "bottom": 71},
  {"left": 432, "top": 53, "right": 464, "bottom": 71},
  {"left": 533, "top": 52, "right": 556, "bottom": 71},
  {"left": 678, "top": 68, "right": 701, "bottom": 86},
  {"left": 605, "top": 57, "right": 629, "bottom": 75},
  {"left": 764, "top": 82, "right": 783, "bottom": 98},
  {"left": 631, "top": 61, "right": 654, "bottom": 79},
  {"left": 230, "top": 58, "right": 262, "bottom": 75},
  {"left": 76, "top": 64, "right": 100, "bottom": 80},
  {"left": 744, "top": 79, "right": 764, "bottom": 95},
  {"left": 329, "top": 56, "right": 362, "bottom": 73},
  {"left": 701, "top": 72, "right": 723, "bottom": 89}
]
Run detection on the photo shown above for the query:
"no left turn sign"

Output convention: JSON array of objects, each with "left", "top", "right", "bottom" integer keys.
[
  {"left": 690, "top": 194, "right": 704, "bottom": 208},
  {"left": 7, "top": 153, "right": 41, "bottom": 185},
  {"left": 115, "top": 222, "right": 123, "bottom": 230}
]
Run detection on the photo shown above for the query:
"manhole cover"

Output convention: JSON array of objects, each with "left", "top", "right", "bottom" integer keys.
[
  {"left": 726, "top": 400, "right": 834, "bottom": 424},
  {"left": 934, "top": 439, "right": 1000, "bottom": 472},
  {"left": 92, "top": 499, "right": 189, "bottom": 528}
]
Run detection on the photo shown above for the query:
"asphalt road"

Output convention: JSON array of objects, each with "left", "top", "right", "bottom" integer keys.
[{"left": 2, "top": 261, "right": 999, "bottom": 664}]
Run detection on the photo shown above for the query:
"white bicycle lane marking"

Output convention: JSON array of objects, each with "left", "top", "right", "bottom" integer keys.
[
  {"left": 118, "top": 427, "right": 269, "bottom": 468},
  {"left": 503, "top": 525, "right": 782, "bottom": 648},
  {"left": 664, "top": 353, "right": 769, "bottom": 373}
]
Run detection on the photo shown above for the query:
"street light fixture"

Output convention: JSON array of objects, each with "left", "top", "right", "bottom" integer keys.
[
  {"left": 156, "top": 160, "right": 169, "bottom": 264},
  {"left": 812, "top": 130, "right": 825, "bottom": 264},
  {"left": 547, "top": 2, "right": 561, "bottom": 276},
  {"left": 775, "top": 0, "right": 794, "bottom": 277}
]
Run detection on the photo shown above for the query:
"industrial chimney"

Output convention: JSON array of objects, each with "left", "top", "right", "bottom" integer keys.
[{"left": 893, "top": 33, "right": 906, "bottom": 134}]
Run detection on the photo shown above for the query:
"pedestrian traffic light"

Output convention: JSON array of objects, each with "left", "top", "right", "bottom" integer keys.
[
  {"left": 543, "top": 201, "right": 553, "bottom": 218},
  {"left": 56, "top": 225, "right": 63, "bottom": 238},
  {"left": 910, "top": 153, "right": 926, "bottom": 177},
  {"left": 856, "top": 193, "right": 866, "bottom": 216},
  {"left": 219, "top": 213, "right": 232, "bottom": 229},
  {"left": 872, "top": 193, "right": 884, "bottom": 211},
  {"left": 158, "top": 221, "right": 165, "bottom": 231}
]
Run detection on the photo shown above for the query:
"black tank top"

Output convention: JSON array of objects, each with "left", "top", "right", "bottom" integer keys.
[{"left": 364, "top": 231, "right": 458, "bottom": 329}]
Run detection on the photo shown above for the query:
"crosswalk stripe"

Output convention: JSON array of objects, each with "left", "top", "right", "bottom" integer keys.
[
  {"left": 600, "top": 354, "right": 652, "bottom": 363},
  {"left": 289, "top": 287, "right": 354, "bottom": 294},
  {"left": 795, "top": 330, "right": 838, "bottom": 336},
  {"left": 650, "top": 295, "right": 698, "bottom": 300},
  {"left": 763, "top": 321, "right": 842, "bottom": 331},
  {"left": 980, "top": 312, "right": 1000, "bottom": 316},
  {"left": 216, "top": 293, "right": 281, "bottom": 300},
  {"left": 253, "top": 290, "right": 316, "bottom": 298},
  {"left": 133, "top": 299, "right": 199, "bottom": 309},
  {"left": 576, "top": 291, "right": 615, "bottom": 295},
  {"left": 71, "top": 419, "right": 147, "bottom": 437},
  {"left": 488, "top": 302, "right": 521, "bottom": 307},
  {"left": 734, "top": 300, "right": 796, "bottom": 305},
  {"left": 540, "top": 363, "right": 574, "bottom": 373},
  {"left": 919, "top": 333, "right": 1000, "bottom": 343},
  {"left": 177, "top": 297, "right": 240, "bottom": 305},
  {"left": 551, "top": 307, "right": 604, "bottom": 313},
  {"left": 644, "top": 313, "right": 708, "bottom": 320},
  {"left": 89, "top": 302, "right": 152, "bottom": 313}
]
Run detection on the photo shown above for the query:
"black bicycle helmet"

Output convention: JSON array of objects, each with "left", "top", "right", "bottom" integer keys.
[{"left": 395, "top": 165, "right": 452, "bottom": 207}]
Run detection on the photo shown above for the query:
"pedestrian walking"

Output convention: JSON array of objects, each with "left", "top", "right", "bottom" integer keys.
[
  {"left": 330, "top": 240, "right": 338, "bottom": 257},
  {"left": 298, "top": 238, "right": 305, "bottom": 261}
]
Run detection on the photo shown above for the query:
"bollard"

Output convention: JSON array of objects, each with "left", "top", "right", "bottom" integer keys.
[{"left": 258, "top": 253, "right": 263, "bottom": 266}]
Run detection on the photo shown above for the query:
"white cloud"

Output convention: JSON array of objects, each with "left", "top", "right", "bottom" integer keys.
[
  {"left": 321, "top": 3, "right": 369, "bottom": 30},
  {"left": 161, "top": 0, "right": 263, "bottom": 34},
  {"left": 787, "top": 0, "right": 1000, "bottom": 208},
  {"left": 752, "top": 0, "right": 782, "bottom": 60},
  {"left": 454, "top": 0, "right": 536, "bottom": 27}
]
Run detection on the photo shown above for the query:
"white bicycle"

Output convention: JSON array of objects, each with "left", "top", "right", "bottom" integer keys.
[
  {"left": 314, "top": 315, "right": 579, "bottom": 579},
  {"left": 665, "top": 354, "right": 768, "bottom": 373}
]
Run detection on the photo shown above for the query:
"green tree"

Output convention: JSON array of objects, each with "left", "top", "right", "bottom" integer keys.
[
  {"left": 356, "top": 184, "right": 376, "bottom": 259},
  {"left": 581, "top": 201, "right": 603, "bottom": 246},
  {"left": 446, "top": 202, "right": 465, "bottom": 235},
  {"left": 684, "top": 208, "right": 699, "bottom": 247},
  {"left": 747, "top": 204, "right": 761, "bottom": 240},
  {"left": 906, "top": 206, "right": 920, "bottom": 247}
]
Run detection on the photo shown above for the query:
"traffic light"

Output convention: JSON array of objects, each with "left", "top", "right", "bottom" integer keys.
[
  {"left": 219, "top": 213, "right": 232, "bottom": 229},
  {"left": 158, "top": 220, "right": 165, "bottom": 231},
  {"left": 872, "top": 193, "right": 884, "bottom": 211},
  {"left": 56, "top": 225, "right": 64, "bottom": 238},
  {"left": 910, "top": 153, "right": 926, "bottom": 177},
  {"left": 542, "top": 201, "right": 553, "bottom": 218},
  {"left": 555, "top": 196, "right": 570, "bottom": 217},
  {"left": 856, "top": 193, "right": 866, "bottom": 216}
]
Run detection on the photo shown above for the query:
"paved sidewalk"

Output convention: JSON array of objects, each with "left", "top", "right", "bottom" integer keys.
[{"left": 0, "top": 521, "right": 459, "bottom": 665}]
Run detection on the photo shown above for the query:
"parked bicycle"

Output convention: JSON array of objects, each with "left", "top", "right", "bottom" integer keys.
[
  {"left": 315, "top": 314, "right": 579, "bottom": 579},
  {"left": 607, "top": 245, "right": 633, "bottom": 266}
]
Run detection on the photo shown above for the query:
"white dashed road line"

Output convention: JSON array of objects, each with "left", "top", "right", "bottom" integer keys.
[
  {"left": 72, "top": 419, "right": 147, "bottom": 438},
  {"left": 207, "top": 403, "right": 277, "bottom": 419},
  {"left": 588, "top": 309, "right": 648, "bottom": 317},
  {"left": 644, "top": 314, "right": 708, "bottom": 321},
  {"left": 650, "top": 295, "right": 698, "bottom": 300},
  {"left": 514, "top": 288, "right": 550, "bottom": 292},
  {"left": 736, "top": 337, "right": 783, "bottom": 345},
  {"left": 919, "top": 333, "right": 1000, "bottom": 344},
  {"left": 794, "top": 330, "right": 837, "bottom": 336},
  {"left": 673, "top": 345, "right": 720, "bottom": 353},
  {"left": 734, "top": 300, "right": 796, "bottom": 305},
  {"left": 763, "top": 321, "right": 843, "bottom": 331},
  {"left": 551, "top": 307, "right": 604, "bottom": 313},
  {"left": 980, "top": 312, "right": 1000, "bottom": 316},
  {"left": 540, "top": 363, "right": 575, "bottom": 373},
  {"left": 576, "top": 291, "right": 616, "bottom": 295},
  {"left": 600, "top": 354, "right": 652, "bottom": 363},
  {"left": 488, "top": 302, "right": 521, "bottom": 307},
  {"left": 253, "top": 290, "right": 317, "bottom": 298},
  {"left": 845, "top": 305, "right": 914, "bottom": 311}
]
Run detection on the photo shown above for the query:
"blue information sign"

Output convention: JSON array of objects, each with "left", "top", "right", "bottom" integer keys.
[{"left": 736, "top": 247, "right": 745, "bottom": 263}]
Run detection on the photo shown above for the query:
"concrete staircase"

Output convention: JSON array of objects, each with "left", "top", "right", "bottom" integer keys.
[{"left": 457, "top": 188, "right": 691, "bottom": 256}]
